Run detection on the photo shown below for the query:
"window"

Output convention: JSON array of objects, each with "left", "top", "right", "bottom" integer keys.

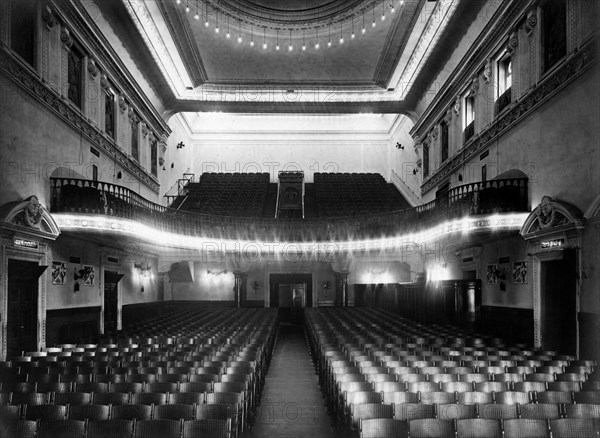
[
  {"left": 423, "top": 143, "right": 430, "bottom": 178},
  {"left": 496, "top": 53, "right": 512, "bottom": 113},
  {"left": 463, "top": 94, "right": 475, "bottom": 142},
  {"left": 150, "top": 138, "right": 157, "bottom": 177},
  {"left": 481, "top": 164, "right": 487, "bottom": 182},
  {"left": 92, "top": 164, "right": 98, "bottom": 182},
  {"left": 67, "top": 45, "right": 84, "bottom": 108},
  {"left": 104, "top": 89, "right": 115, "bottom": 139},
  {"left": 440, "top": 121, "right": 449, "bottom": 163},
  {"left": 131, "top": 117, "right": 139, "bottom": 161},
  {"left": 542, "top": 0, "right": 567, "bottom": 72},
  {"left": 10, "top": 0, "right": 36, "bottom": 67}
]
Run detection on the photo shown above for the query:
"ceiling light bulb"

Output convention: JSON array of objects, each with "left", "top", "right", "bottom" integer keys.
[
  {"left": 226, "top": 32, "right": 230, "bottom": 39},
  {"left": 276, "top": 43, "right": 280, "bottom": 50},
  {"left": 362, "top": 27, "right": 366, "bottom": 34},
  {"left": 288, "top": 44, "right": 293, "bottom": 51},
  {"left": 194, "top": 13, "right": 199, "bottom": 20},
  {"left": 237, "top": 36, "right": 242, "bottom": 43},
  {"left": 250, "top": 40, "right": 254, "bottom": 46},
  {"left": 185, "top": 5, "right": 190, "bottom": 12},
  {"left": 302, "top": 44, "right": 306, "bottom": 51},
  {"left": 176, "top": 0, "right": 181, "bottom": 3},
  {"left": 340, "top": 37, "right": 344, "bottom": 44},
  {"left": 400, "top": 0, "right": 404, "bottom": 4},
  {"left": 351, "top": 32, "right": 355, "bottom": 39},
  {"left": 215, "top": 26, "right": 219, "bottom": 33},
  {"left": 382, "top": 14, "right": 386, "bottom": 21},
  {"left": 372, "top": 20, "right": 376, "bottom": 27},
  {"left": 204, "top": 19, "right": 209, "bottom": 26},
  {"left": 315, "top": 42, "right": 320, "bottom": 49},
  {"left": 391, "top": 5, "right": 395, "bottom": 13},
  {"left": 327, "top": 40, "right": 332, "bottom": 47}
]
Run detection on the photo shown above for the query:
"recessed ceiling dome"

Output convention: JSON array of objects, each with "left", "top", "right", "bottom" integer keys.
[{"left": 206, "top": 0, "right": 376, "bottom": 28}]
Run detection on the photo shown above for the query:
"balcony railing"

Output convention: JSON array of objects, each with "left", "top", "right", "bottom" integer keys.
[
  {"left": 50, "top": 177, "right": 528, "bottom": 242},
  {"left": 463, "top": 121, "right": 475, "bottom": 143}
]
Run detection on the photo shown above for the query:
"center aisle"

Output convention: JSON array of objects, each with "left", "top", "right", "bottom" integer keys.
[{"left": 246, "top": 320, "right": 334, "bottom": 438}]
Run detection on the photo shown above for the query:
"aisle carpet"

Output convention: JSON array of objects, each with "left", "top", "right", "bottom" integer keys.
[{"left": 246, "top": 320, "right": 334, "bottom": 438}]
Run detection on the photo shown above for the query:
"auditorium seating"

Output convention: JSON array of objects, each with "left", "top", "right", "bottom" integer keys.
[
  {"left": 306, "top": 307, "right": 600, "bottom": 438},
  {"left": 0, "top": 308, "right": 277, "bottom": 438},
  {"left": 313, "top": 172, "right": 410, "bottom": 218},
  {"left": 177, "top": 173, "right": 271, "bottom": 217}
]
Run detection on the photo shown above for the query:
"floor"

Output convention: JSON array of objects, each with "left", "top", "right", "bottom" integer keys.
[{"left": 245, "top": 319, "right": 335, "bottom": 438}]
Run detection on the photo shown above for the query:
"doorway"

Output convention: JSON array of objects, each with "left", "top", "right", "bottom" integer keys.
[
  {"left": 269, "top": 274, "right": 313, "bottom": 308},
  {"left": 103, "top": 271, "right": 123, "bottom": 335},
  {"left": 540, "top": 249, "right": 577, "bottom": 355},
  {"left": 7, "top": 260, "right": 46, "bottom": 357}
]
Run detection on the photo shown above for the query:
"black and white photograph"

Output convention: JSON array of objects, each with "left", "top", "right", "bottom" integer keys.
[{"left": 1, "top": 1, "right": 598, "bottom": 435}]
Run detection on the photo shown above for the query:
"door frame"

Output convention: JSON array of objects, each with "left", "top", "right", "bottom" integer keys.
[
  {"left": 1, "top": 243, "right": 49, "bottom": 360},
  {"left": 267, "top": 273, "right": 313, "bottom": 308}
]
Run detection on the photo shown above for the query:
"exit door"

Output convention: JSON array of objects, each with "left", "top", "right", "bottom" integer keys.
[
  {"left": 104, "top": 271, "right": 124, "bottom": 334},
  {"left": 7, "top": 260, "right": 46, "bottom": 357}
]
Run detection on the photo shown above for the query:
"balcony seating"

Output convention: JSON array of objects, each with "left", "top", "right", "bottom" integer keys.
[
  {"left": 178, "top": 173, "right": 271, "bottom": 218},
  {"left": 313, "top": 172, "right": 410, "bottom": 218}
]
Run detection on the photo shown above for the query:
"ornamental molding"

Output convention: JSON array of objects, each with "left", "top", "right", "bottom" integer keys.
[
  {"left": 520, "top": 195, "right": 585, "bottom": 240},
  {"left": 411, "top": 0, "right": 531, "bottom": 139},
  {"left": 0, "top": 48, "right": 160, "bottom": 194},
  {"left": 507, "top": 31, "right": 519, "bottom": 53},
  {"left": 421, "top": 43, "right": 595, "bottom": 194},
  {"left": 56, "top": 1, "right": 170, "bottom": 138}
]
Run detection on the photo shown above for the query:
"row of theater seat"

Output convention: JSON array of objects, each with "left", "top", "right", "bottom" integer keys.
[
  {"left": 0, "top": 417, "right": 231, "bottom": 438},
  {"left": 305, "top": 307, "right": 600, "bottom": 437},
  {"left": 0, "top": 308, "right": 278, "bottom": 438},
  {"left": 178, "top": 173, "right": 270, "bottom": 217},
  {"left": 313, "top": 173, "right": 409, "bottom": 217}
]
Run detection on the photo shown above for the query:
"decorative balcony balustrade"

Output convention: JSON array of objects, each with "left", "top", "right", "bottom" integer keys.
[
  {"left": 496, "top": 87, "right": 512, "bottom": 114},
  {"left": 50, "top": 177, "right": 528, "bottom": 242},
  {"left": 463, "top": 121, "right": 475, "bottom": 143}
]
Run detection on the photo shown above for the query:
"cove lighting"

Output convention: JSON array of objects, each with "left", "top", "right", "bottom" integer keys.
[{"left": 53, "top": 213, "right": 529, "bottom": 255}]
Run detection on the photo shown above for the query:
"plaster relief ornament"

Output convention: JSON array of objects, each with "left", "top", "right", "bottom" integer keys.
[
  {"left": 23, "top": 196, "right": 43, "bottom": 229},
  {"left": 535, "top": 195, "right": 557, "bottom": 229}
]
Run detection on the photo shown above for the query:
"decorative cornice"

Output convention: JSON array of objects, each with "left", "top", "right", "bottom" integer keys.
[
  {"left": 55, "top": 0, "right": 171, "bottom": 138},
  {"left": 411, "top": 0, "right": 531, "bottom": 139},
  {"left": 421, "top": 43, "right": 596, "bottom": 194},
  {"left": 0, "top": 48, "right": 160, "bottom": 193}
]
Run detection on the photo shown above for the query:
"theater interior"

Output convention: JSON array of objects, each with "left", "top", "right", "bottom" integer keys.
[{"left": 0, "top": 0, "right": 599, "bottom": 436}]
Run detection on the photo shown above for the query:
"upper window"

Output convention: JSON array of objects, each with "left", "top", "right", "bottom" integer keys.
[
  {"left": 67, "top": 45, "right": 84, "bottom": 108},
  {"left": 150, "top": 138, "right": 158, "bottom": 177},
  {"left": 131, "top": 116, "right": 139, "bottom": 161},
  {"left": 496, "top": 53, "right": 512, "bottom": 113},
  {"left": 463, "top": 93, "right": 475, "bottom": 143},
  {"left": 542, "top": 0, "right": 567, "bottom": 72},
  {"left": 104, "top": 88, "right": 116, "bottom": 139},
  {"left": 423, "top": 143, "right": 430, "bottom": 178},
  {"left": 11, "top": 1, "right": 37, "bottom": 67},
  {"left": 440, "top": 121, "right": 449, "bottom": 163}
]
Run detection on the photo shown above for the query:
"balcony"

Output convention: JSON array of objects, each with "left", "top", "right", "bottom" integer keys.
[
  {"left": 463, "top": 121, "right": 475, "bottom": 143},
  {"left": 50, "top": 177, "right": 529, "bottom": 242}
]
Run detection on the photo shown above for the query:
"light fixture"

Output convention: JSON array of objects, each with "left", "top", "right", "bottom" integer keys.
[
  {"left": 351, "top": 18, "right": 355, "bottom": 39},
  {"left": 372, "top": 3, "right": 376, "bottom": 27},
  {"left": 215, "top": 12, "right": 219, "bottom": 32},
  {"left": 250, "top": 26, "right": 254, "bottom": 46},
  {"left": 202, "top": 1, "right": 206, "bottom": 24},
  {"left": 395, "top": 142, "right": 404, "bottom": 149},
  {"left": 262, "top": 27, "right": 266, "bottom": 49},
  {"left": 315, "top": 28, "right": 320, "bottom": 49},
  {"left": 134, "top": 263, "right": 152, "bottom": 279},
  {"left": 251, "top": 280, "right": 259, "bottom": 290},
  {"left": 328, "top": 25, "right": 331, "bottom": 47},
  {"left": 302, "top": 29, "right": 306, "bottom": 50},
  {"left": 288, "top": 29, "right": 293, "bottom": 51},
  {"left": 185, "top": 1, "right": 190, "bottom": 13},
  {"left": 413, "top": 168, "right": 419, "bottom": 175},
  {"left": 362, "top": 13, "right": 366, "bottom": 33},
  {"left": 177, "top": 141, "right": 185, "bottom": 149},
  {"left": 340, "top": 23, "right": 344, "bottom": 44},
  {"left": 226, "top": 16, "right": 230, "bottom": 38},
  {"left": 207, "top": 269, "right": 228, "bottom": 276},
  {"left": 237, "top": 20, "right": 242, "bottom": 43}
]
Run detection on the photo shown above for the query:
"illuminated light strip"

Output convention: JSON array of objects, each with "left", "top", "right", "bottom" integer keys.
[{"left": 53, "top": 213, "right": 528, "bottom": 254}]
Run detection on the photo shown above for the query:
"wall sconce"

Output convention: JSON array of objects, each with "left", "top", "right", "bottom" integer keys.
[
  {"left": 251, "top": 280, "right": 259, "bottom": 290},
  {"left": 413, "top": 168, "right": 419, "bottom": 175},
  {"left": 176, "top": 141, "right": 185, "bottom": 149},
  {"left": 395, "top": 142, "right": 404, "bottom": 150},
  {"left": 134, "top": 263, "right": 152, "bottom": 292},
  {"left": 322, "top": 281, "right": 331, "bottom": 289},
  {"left": 207, "top": 269, "right": 228, "bottom": 276},
  {"left": 73, "top": 268, "right": 85, "bottom": 293}
]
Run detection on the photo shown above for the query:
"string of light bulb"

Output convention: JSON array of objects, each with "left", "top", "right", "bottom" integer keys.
[{"left": 175, "top": 0, "right": 406, "bottom": 51}]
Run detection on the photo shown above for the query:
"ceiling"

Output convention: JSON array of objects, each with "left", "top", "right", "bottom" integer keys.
[{"left": 117, "top": 0, "right": 470, "bottom": 113}]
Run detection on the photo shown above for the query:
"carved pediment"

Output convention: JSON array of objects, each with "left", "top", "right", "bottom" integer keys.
[
  {"left": 0, "top": 196, "right": 61, "bottom": 239},
  {"left": 520, "top": 196, "right": 585, "bottom": 239}
]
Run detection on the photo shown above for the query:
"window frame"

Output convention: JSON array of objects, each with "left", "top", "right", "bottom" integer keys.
[{"left": 9, "top": 0, "right": 38, "bottom": 69}]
